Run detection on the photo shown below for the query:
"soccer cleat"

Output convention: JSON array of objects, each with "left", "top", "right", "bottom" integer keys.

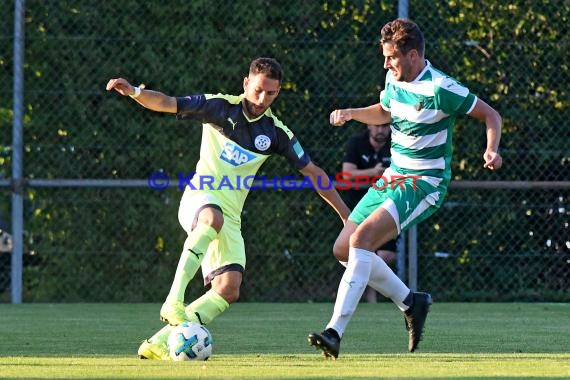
[
  {"left": 404, "top": 292, "right": 432, "bottom": 352},
  {"left": 160, "top": 301, "right": 189, "bottom": 326},
  {"left": 137, "top": 339, "right": 170, "bottom": 360},
  {"left": 307, "top": 328, "right": 341, "bottom": 360}
]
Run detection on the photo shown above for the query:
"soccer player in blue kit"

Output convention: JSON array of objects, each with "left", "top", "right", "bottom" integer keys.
[{"left": 106, "top": 57, "right": 350, "bottom": 359}]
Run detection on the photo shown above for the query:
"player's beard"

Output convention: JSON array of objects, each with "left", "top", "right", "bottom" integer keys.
[{"left": 243, "top": 99, "right": 266, "bottom": 118}]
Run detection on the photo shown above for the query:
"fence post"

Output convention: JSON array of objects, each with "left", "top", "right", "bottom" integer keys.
[
  {"left": 407, "top": 225, "right": 417, "bottom": 291},
  {"left": 398, "top": 0, "right": 409, "bottom": 18},
  {"left": 397, "top": 230, "right": 406, "bottom": 282},
  {"left": 11, "top": 0, "right": 26, "bottom": 304}
]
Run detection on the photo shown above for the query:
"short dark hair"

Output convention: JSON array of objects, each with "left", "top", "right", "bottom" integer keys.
[
  {"left": 380, "top": 18, "right": 425, "bottom": 57},
  {"left": 249, "top": 57, "right": 283, "bottom": 83}
]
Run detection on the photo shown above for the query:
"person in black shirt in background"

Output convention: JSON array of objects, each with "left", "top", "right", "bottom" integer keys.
[{"left": 340, "top": 122, "right": 399, "bottom": 303}]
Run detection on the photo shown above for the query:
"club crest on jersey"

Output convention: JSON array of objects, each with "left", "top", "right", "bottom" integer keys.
[
  {"left": 254, "top": 135, "right": 271, "bottom": 151},
  {"left": 220, "top": 142, "right": 256, "bottom": 166}
]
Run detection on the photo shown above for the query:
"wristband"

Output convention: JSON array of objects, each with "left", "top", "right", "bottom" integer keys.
[{"left": 130, "top": 86, "right": 141, "bottom": 98}]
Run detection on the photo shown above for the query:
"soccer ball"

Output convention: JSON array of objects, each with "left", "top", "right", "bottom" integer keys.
[{"left": 167, "top": 322, "right": 213, "bottom": 361}]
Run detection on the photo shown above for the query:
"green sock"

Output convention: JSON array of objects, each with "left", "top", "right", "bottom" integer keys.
[
  {"left": 166, "top": 224, "right": 218, "bottom": 302},
  {"left": 185, "top": 289, "right": 230, "bottom": 325},
  {"left": 149, "top": 324, "right": 174, "bottom": 345}
]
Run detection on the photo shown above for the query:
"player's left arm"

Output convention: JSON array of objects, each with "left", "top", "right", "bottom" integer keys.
[
  {"left": 468, "top": 98, "right": 503, "bottom": 170},
  {"left": 299, "top": 162, "right": 351, "bottom": 224}
]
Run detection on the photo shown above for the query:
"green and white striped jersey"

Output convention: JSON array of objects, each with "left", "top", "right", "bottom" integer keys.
[{"left": 380, "top": 60, "right": 477, "bottom": 186}]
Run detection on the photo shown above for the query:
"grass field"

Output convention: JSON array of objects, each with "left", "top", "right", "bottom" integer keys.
[{"left": 0, "top": 302, "right": 569, "bottom": 379}]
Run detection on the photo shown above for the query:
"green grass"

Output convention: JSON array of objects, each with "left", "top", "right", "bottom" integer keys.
[{"left": 0, "top": 303, "right": 569, "bottom": 379}]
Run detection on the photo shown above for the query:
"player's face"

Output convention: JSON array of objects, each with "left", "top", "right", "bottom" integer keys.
[
  {"left": 243, "top": 73, "right": 281, "bottom": 118},
  {"left": 382, "top": 42, "right": 415, "bottom": 82}
]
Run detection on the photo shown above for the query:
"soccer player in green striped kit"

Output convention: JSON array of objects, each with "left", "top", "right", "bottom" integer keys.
[
  {"left": 308, "top": 18, "right": 503, "bottom": 359},
  {"left": 107, "top": 58, "right": 350, "bottom": 359}
]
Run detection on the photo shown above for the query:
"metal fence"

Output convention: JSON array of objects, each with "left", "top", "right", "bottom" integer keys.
[{"left": 1, "top": 0, "right": 568, "bottom": 303}]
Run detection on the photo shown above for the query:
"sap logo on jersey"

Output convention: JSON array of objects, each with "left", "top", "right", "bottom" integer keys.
[{"left": 220, "top": 142, "right": 256, "bottom": 166}]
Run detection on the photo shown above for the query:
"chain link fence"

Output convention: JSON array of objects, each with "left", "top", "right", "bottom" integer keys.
[{"left": 1, "top": 0, "right": 568, "bottom": 303}]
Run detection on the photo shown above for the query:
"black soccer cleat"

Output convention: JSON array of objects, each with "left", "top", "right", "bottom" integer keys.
[
  {"left": 404, "top": 292, "right": 432, "bottom": 352},
  {"left": 308, "top": 328, "right": 341, "bottom": 359}
]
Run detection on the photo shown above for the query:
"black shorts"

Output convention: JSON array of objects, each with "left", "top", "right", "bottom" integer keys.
[{"left": 378, "top": 236, "right": 399, "bottom": 252}]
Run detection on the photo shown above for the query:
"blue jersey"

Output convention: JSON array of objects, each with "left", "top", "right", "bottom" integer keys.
[{"left": 176, "top": 93, "right": 311, "bottom": 220}]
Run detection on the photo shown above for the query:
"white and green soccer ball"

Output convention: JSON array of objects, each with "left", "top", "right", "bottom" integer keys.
[{"left": 167, "top": 322, "right": 213, "bottom": 361}]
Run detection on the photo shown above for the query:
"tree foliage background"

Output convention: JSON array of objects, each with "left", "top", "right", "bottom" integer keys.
[{"left": 0, "top": 0, "right": 568, "bottom": 302}]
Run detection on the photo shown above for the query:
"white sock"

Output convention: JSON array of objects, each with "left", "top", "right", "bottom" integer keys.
[
  {"left": 368, "top": 255, "right": 411, "bottom": 311},
  {"left": 326, "top": 248, "right": 373, "bottom": 337},
  {"left": 339, "top": 255, "right": 411, "bottom": 311}
]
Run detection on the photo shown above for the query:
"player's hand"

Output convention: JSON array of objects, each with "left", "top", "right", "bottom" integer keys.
[
  {"left": 374, "top": 163, "right": 386, "bottom": 175},
  {"left": 106, "top": 78, "right": 135, "bottom": 97},
  {"left": 330, "top": 109, "right": 352, "bottom": 126},
  {"left": 483, "top": 150, "right": 502, "bottom": 170}
]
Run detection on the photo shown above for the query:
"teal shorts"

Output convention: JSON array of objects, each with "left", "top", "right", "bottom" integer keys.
[{"left": 349, "top": 169, "right": 448, "bottom": 233}]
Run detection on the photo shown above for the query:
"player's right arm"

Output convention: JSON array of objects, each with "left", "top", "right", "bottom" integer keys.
[
  {"left": 330, "top": 103, "right": 391, "bottom": 127},
  {"left": 105, "top": 78, "right": 177, "bottom": 113}
]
